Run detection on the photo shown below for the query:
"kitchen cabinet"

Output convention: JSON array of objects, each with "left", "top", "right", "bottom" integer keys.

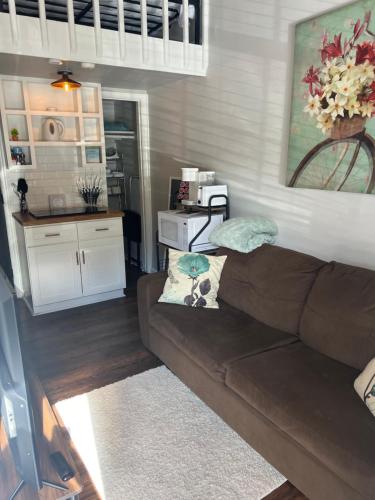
[
  {"left": 80, "top": 237, "right": 126, "bottom": 296},
  {"left": 14, "top": 213, "right": 126, "bottom": 315},
  {"left": 28, "top": 242, "right": 82, "bottom": 307}
]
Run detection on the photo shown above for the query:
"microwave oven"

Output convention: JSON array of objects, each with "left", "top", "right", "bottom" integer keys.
[{"left": 158, "top": 210, "right": 224, "bottom": 252}]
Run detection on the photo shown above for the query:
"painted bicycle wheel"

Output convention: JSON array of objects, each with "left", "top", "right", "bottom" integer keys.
[{"left": 288, "top": 131, "right": 375, "bottom": 194}]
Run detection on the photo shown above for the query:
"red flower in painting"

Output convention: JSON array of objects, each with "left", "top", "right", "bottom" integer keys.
[
  {"left": 302, "top": 66, "right": 320, "bottom": 95},
  {"left": 356, "top": 41, "right": 375, "bottom": 65},
  {"left": 320, "top": 33, "right": 343, "bottom": 63},
  {"left": 368, "top": 82, "right": 375, "bottom": 102}
]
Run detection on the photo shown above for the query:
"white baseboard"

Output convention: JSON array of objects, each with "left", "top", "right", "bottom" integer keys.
[{"left": 27, "top": 289, "right": 125, "bottom": 316}]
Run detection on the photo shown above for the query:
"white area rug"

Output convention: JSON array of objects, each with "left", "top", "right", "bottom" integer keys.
[{"left": 56, "top": 366, "right": 285, "bottom": 500}]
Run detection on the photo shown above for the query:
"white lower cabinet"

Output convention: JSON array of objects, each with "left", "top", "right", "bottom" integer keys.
[
  {"left": 80, "top": 237, "right": 126, "bottom": 296},
  {"left": 19, "top": 218, "right": 126, "bottom": 314},
  {"left": 28, "top": 242, "right": 82, "bottom": 307}
]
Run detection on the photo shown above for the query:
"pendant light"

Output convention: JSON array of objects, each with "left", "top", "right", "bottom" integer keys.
[{"left": 51, "top": 70, "right": 81, "bottom": 92}]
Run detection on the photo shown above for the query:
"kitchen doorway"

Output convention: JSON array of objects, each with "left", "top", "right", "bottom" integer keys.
[{"left": 101, "top": 90, "right": 152, "bottom": 273}]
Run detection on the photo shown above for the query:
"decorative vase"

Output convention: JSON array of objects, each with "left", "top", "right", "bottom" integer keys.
[
  {"left": 42, "top": 117, "right": 65, "bottom": 142},
  {"left": 330, "top": 116, "right": 366, "bottom": 140},
  {"left": 11, "top": 134, "right": 19, "bottom": 141}
]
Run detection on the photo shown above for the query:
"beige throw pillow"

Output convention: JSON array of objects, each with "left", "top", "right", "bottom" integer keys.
[
  {"left": 354, "top": 358, "right": 375, "bottom": 416},
  {"left": 158, "top": 249, "right": 227, "bottom": 309}
]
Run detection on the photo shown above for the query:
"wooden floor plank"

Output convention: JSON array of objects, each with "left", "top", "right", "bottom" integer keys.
[
  {"left": 17, "top": 269, "right": 305, "bottom": 500},
  {"left": 263, "top": 481, "right": 307, "bottom": 500}
]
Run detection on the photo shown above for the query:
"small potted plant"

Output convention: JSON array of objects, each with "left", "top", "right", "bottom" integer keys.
[{"left": 10, "top": 128, "right": 19, "bottom": 141}]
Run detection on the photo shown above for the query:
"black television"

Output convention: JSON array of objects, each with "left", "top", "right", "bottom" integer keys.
[{"left": 0, "top": 269, "right": 41, "bottom": 498}]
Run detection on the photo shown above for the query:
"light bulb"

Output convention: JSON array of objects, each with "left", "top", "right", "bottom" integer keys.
[{"left": 64, "top": 82, "right": 70, "bottom": 92}]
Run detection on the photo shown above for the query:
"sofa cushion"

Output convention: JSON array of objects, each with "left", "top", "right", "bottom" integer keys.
[
  {"left": 226, "top": 343, "right": 375, "bottom": 499},
  {"left": 149, "top": 300, "right": 297, "bottom": 382},
  {"left": 300, "top": 261, "right": 375, "bottom": 370},
  {"left": 216, "top": 245, "right": 325, "bottom": 335}
]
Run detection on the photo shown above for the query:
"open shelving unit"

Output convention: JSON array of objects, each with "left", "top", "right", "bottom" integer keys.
[{"left": 0, "top": 78, "right": 105, "bottom": 170}]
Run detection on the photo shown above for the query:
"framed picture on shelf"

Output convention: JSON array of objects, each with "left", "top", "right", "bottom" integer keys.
[{"left": 85, "top": 146, "right": 101, "bottom": 164}]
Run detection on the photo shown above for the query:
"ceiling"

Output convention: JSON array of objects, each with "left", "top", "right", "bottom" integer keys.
[{"left": 0, "top": 53, "right": 189, "bottom": 91}]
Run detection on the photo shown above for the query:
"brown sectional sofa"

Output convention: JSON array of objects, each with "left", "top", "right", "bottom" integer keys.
[{"left": 137, "top": 244, "right": 375, "bottom": 500}]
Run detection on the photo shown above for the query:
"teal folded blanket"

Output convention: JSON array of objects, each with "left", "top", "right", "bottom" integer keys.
[{"left": 209, "top": 216, "right": 278, "bottom": 253}]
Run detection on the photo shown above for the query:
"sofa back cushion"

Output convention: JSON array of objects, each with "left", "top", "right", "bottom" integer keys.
[
  {"left": 216, "top": 245, "right": 325, "bottom": 335},
  {"left": 300, "top": 261, "right": 375, "bottom": 370}
]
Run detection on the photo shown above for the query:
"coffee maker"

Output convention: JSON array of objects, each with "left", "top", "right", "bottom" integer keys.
[{"left": 180, "top": 168, "right": 228, "bottom": 208}]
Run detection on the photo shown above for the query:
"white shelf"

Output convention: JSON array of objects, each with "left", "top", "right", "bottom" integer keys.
[
  {"left": 4, "top": 109, "right": 26, "bottom": 115},
  {"left": 9, "top": 141, "right": 30, "bottom": 147},
  {"left": 0, "top": 79, "right": 106, "bottom": 170},
  {"left": 34, "top": 141, "right": 82, "bottom": 147},
  {"left": 106, "top": 174, "right": 125, "bottom": 178},
  {"left": 29, "top": 110, "right": 80, "bottom": 117},
  {"left": 83, "top": 113, "right": 101, "bottom": 118},
  {"left": 105, "top": 131, "right": 135, "bottom": 140}
]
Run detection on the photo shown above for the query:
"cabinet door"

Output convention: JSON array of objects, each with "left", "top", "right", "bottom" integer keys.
[
  {"left": 28, "top": 243, "right": 82, "bottom": 306},
  {"left": 80, "top": 237, "right": 126, "bottom": 296}
]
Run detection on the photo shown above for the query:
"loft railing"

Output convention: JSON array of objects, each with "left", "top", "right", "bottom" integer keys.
[{"left": 0, "top": 0, "right": 207, "bottom": 75}]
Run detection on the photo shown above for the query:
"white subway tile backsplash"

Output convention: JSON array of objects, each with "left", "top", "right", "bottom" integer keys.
[{"left": 6, "top": 147, "right": 107, "bottom": 210}]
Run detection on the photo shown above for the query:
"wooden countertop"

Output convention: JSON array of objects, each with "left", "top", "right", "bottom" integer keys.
[{"left": 13, "top": 209, "right": 124, "bottom": 227}]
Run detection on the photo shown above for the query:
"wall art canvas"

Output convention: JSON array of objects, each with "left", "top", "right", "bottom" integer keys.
[{"left": 287, "top": 1, "right": 375, "bottom": 194}]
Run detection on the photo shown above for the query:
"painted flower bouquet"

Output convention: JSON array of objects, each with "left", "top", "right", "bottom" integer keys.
[{"left": 302, "top": 11, "right": 375, "bottom": 138}]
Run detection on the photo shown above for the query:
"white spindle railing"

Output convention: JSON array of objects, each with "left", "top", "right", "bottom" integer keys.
[
  {"left": 118, "top": 0, "right": 126, "bottom": 59},
  {"left": 1, "top": 0, "right": 206, "bottom": 74},
  {"left": 140, "top": 0, "right": 148, "bottom": 62},
  {"left": 7, "top": 0, "right": 18, "bottom": 44},
  {"left": 38, "top": 0, "right": 48, "bottom": 47},
  {"left": 66, "top": 0, "right": 77, "bottom": 53},
  {"left": 201, "top": 0, "right": 208, "bottom": 71},
  {"left": 162, "top": 0, "right": 170, "bottom": 64},
  {"left": 182, "top": 0, "right": 189, "bottom": 67},
  {"left": 92, "top": 0, "right": 102, "bottom": 57}
]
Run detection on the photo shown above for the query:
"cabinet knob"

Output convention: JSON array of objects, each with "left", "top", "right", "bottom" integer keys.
[
  {"left": 45, "top": 233, "right": 60, "bottom": 237},
  {"left": 82, "top": 250, "right": 85, "bottom": 264},
  {"left": 76, "top": 251, "right": 80, "bottom": 266}
]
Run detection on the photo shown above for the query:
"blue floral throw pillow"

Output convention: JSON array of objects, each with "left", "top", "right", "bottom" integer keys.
[
  {"left": 158, "top": 250, "right": 227, "bottom": 309},
  {"left": 354, "top": 358, "right": 375, "bottom": 417}
]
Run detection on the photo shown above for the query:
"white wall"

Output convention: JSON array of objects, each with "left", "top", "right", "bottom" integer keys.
[{"left": 148, "top": 0, "right": 375, "bottom": 270}]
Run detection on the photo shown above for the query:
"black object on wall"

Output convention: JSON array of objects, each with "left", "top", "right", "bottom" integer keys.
[{"left": 0, "top": 186, "right": 13, "bottom": 285}]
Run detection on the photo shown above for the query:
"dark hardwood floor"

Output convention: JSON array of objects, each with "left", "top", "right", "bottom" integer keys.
[
  {"left": 18, "top": 269, "right": 161, "bottom": 405},
  {"left": 18, "top": 267, "right": 305, "bottom": 500}
]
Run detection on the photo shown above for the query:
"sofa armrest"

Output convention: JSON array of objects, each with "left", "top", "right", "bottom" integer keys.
[{"left": 137, "top": 272, "right": 167, "bottom": 349}]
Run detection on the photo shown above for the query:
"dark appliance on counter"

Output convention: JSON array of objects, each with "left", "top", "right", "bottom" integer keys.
[{"left": 29, "top": 207, "right": 108, "bottom": 219}]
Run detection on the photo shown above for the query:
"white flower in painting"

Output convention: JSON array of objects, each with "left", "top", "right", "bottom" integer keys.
[
  {"left": 324, "top": 58, "right": 340, "bottom": 76},
  {"left": 338, "top": 57, "right": 356, "bottom": 74},
  {"left": 345, "top": 97, "right": 361, "bottom": 118},
  {"left": 326, "top": 95, "right": 346, "bottom": 119},
  {"left": 335, "top": 78, "right": 358, "bottom": 97},
  {"left": 317, "top": 113, "right": 334, "bottom": 134},
  {"left": 356, "top": 61, "right": 375, "bottom": 83},
  {"left": 322, "top": 74, "right": 340, "bottom": 98},
  {"left": 360, "top": 101, "right": 374, "bottom": 118},
  {"left": 304, "top": 95, "right": 322, "bottom": 117}
]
